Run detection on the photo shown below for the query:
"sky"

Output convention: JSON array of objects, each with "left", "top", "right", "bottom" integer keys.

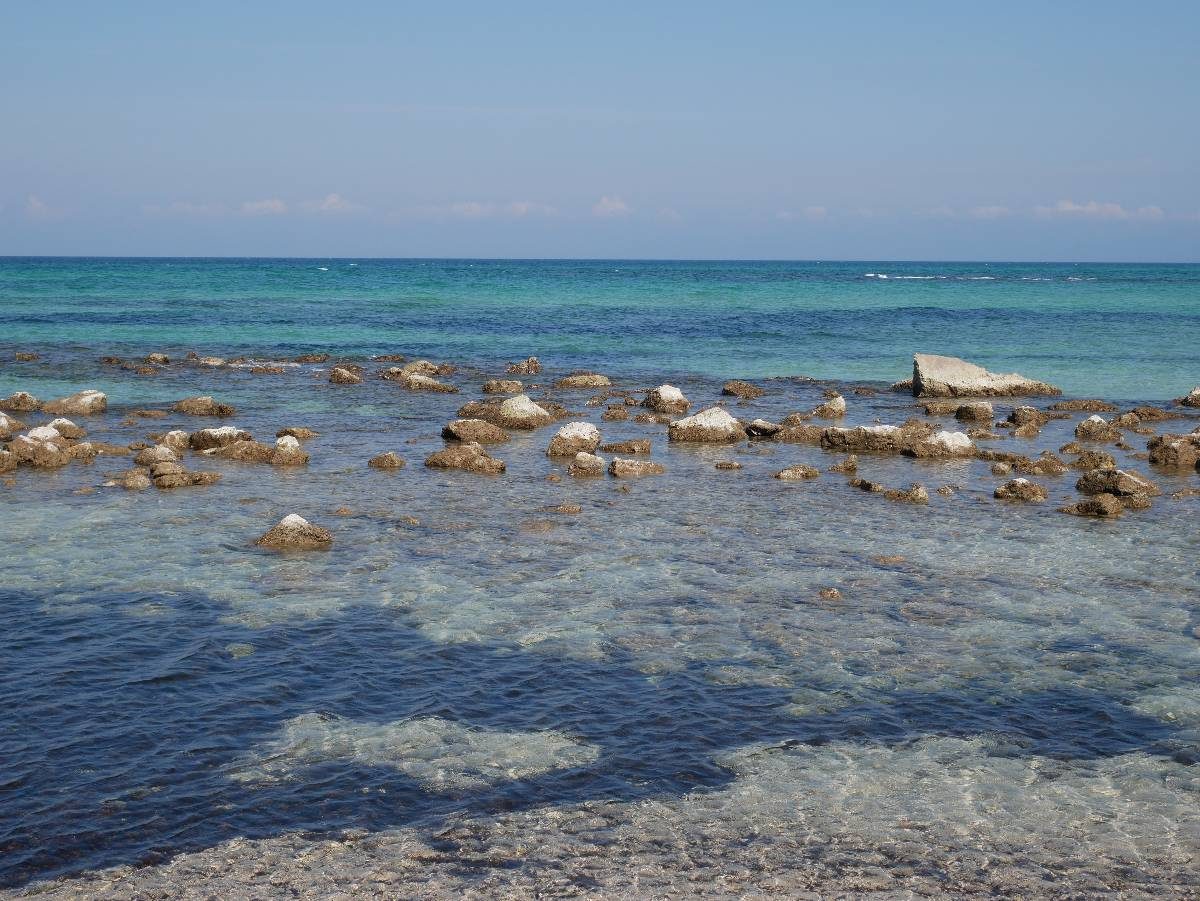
[{"left": 2, "top": 1, "right": 1198, "bottom": 260}]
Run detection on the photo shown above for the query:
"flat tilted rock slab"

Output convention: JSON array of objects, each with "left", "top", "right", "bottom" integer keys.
[{"left": 912, "top": 353, "right": 1061, "bottom": 398}]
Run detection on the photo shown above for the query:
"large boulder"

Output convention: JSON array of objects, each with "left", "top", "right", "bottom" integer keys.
[
  {"left": 911, "top": 353, "right": 1060, "bottom": 397},
  {"left": 668, "top": 407, "right": 744, "bottom": 442},
  {"left": 554, "top": 372, "right": 610, "bottom": 390},
  {"left": 424, "top": 441, "right": 506, "bottom": 474},
  {"left": 255, "top": 514, "right": 333, "bottom": 550},
  {"left": 643, "top": 385, "right": 690, "bottom": 414},
  {"left": 42, "top": 390, "right": 107, "bottom": 416},
  {"left": 174, "top": 396, "right": 236, "bottom": 417},
  {"left": 0, "top": 392, "right": 40, "bottom": 413},
  {"left": 441, "top": 418, "right": 511, "bottom": 444},
  {"left": 546, "top": 422, "right": 601, "bottom": 456}
]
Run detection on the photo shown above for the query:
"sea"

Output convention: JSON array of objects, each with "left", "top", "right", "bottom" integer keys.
[{"left": 1, "top": 258, "right": 1197, "bottom": 897}]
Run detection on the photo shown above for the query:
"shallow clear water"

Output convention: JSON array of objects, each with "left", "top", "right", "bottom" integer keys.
[{"left": 1, "top": 259, "right": 1199, "bottom": 896}]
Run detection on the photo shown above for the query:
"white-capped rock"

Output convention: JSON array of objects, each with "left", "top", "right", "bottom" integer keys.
[
  {"left": 643, "top": 385, "right": 690, "bottom": 414},
  {"left": 912, "top": 353, "right": 1060, "bottom": 397},
  {"left": 668, "top": 407, "right": 744, "bottom": 442},
  {"left": 547, "top": 421, "right": 601, "bottom": 456}
]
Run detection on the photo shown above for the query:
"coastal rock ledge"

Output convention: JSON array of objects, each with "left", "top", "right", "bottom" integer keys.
[{"left": 912, "top": 353, "right": 1061, "bottom": 398}]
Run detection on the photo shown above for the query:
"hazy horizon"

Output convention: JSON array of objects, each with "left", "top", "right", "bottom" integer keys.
[{"left": 4, "top": 2, "right": 1198, "bottom": 261}]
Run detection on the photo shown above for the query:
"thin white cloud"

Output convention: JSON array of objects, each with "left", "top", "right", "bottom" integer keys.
[
  {"left": 969, "top": 205, "right": 1010, "bottom": 220},
  {"left": 239, "top": 198, "right": 288, "bottom": 216},
  {"left": 25, "top": 195, "right": 55, "bottom": 220},
  {"left": 505, "top": 200, "right": 556, "bottom": 217},
  {"left": 301, "top": 193, "right": 363, "bottom": 214},
  {"left": 1034, "top": 199, "right": 1164, "bottom": 221},
  {"left": 777, "top": 206, "right": 828, "bottom": 222},
  {"left": 143, "top": 200, "right": 226, "bottom": 217},
  {"left": 416, "top": 200, "right": 556, "bottom": 219},
  {"left": 592, "top": 195, "right": 631, "bottom": 217}
]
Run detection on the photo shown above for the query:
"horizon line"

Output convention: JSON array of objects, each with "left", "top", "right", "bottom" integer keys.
[{"left": 2, "top": 255, "right": 1199, "bottom": 266}]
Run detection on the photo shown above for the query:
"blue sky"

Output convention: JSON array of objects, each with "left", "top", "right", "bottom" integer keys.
[{"left": 2, "top": 1, "right": 1198, "bottom": 260}]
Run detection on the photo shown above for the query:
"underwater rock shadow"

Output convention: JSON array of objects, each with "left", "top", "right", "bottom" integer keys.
[{"left": 0, "top": 586, "right": 1184, "bottom": 888}]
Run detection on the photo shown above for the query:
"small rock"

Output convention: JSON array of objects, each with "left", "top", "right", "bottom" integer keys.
[
  {"left": 811, "top": 394, "right": 846, "bottom": 419},
  {"left": 544, "top": 503, "right": 582, "bottom": 515},
  {"left": 506, "top": 356, "right": 541, "bottom": 375},
  {"left": 271, "top": 435, "right": 310, "bottom": 466},
  {"left": 277, "top": 427, "right": 318, "bottom": 441},
  {"left": 483, "top": 378, "right": 523, "bottom": 394},
  {"left": 1074, "top": 415, "right": 1121, "bottom": 442},
  {"left": 547, "top": 421, "right": 601, "bottom": 456},
  {"left": 721, "top": 380, "right": 764, "bottom": 399},
  {"left": 818, "top": 588, "right": 842, "bottom": 601},
  {"left": 174, "top": 396, "right": 236, "bottom": 417},
  {"left": 424, "top": 441, "right": 505, "bottom": 474},
  {"left": 567, "top": 452, "right": 606, "bottom": 477},
  {"left": 746, "top": 419, "right": 783, "bottom": 438},
  {"left": 121, "top": 469, "right": 152, "bottom": 490},
  {"left": 643, "top": 385, "right": 690, "bottom": 414},
  {"left": 599, "top": 439, "right": 651, "bottom": 454},
  {"left": 145, "top": 352, "right": 170, "bottom": 365},
  {"left": 554, "top": 372, "right": 610, "bottom": 390},
  {"left": 368, "top": 451, "right": 406, "bottom": 470},
  {"left": 601, "top": 405, "right": 630, "bottom": 422},
  {"left": 991, "top": 462, "right": 1012, "bottom": 476},
  {"left": 609, "top": 457, "right": 665, "bottom": 477},
  {"left": 255, "top": 513, "right": 334, "bottom": 550},
  {"left": 668, "top": 407, "right": 744, "bottom": 442},
  {"left": 715, "top": 461, "right": 742, "bottom": 470},
  {"left": 1175, "top": 386, "right": 1200, "bottom": 408},
  {"left": 14, "top": 351, "right": 39, "bottom": 361},
  {"left": 994, "top": 478, "right": 1048, "bottom": 502},
  {"left": 1051, "top": 398, "right": 1117, "bottom": 413},
  {"left": 293, "top": 353, "right": 330, "bottom": 363},
  {"left": 495, "top": 394, "right": 554, "bottom": 429},
  {"left": 1076, "top": 468, "right": 1159, "bottom": 498},
  {"left": 775, "top": 464, "right": 820, "bottom": 481},
  {"left": 329, "top": 367, "right": 363, "bottom": 385},
  {"left": 133, "top": 445, "right": 178, "bottom": 466},
  {"left": 1070, "top": 449, "right": 1117, "bottom": 471},
  {"left": 190, "top": 426, "right": 252, "bottom": 450},
  {"left": 955, "top": 401, "right": 994, "bottom": 422},
  {"left": 0, "top": 392, "right": 40, "bottom": 413},
  {"left": 441, "top": 418, "right": 511, "bottom": 444},
  {"left": 1060, "top": 493, "right": 1124, "bottom": 518},
  {"left": 828, "top": 455, "right": 858, "bottom": 474}
]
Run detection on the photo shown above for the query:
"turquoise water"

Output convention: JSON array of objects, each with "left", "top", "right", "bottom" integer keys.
[
  {"left": 2, "top": 258, "right": 1199, "bottom": 896},
  {"left": 2, "top": 257, "right": 1198, "bottom": 400}
]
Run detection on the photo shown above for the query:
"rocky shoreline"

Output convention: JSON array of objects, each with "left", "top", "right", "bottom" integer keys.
[{"left": 3, "top": 351, "right": 1198, "bottom": 547}]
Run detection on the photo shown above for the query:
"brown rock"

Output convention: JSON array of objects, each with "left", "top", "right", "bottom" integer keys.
[
  {"left": 1147, "top": 434, "right": 1200, "bottom": 468},
  {"left": 599, "top": 439, "right": 651, "bottom": 455},
  {"left": 609, "top": 457, "right": 665, "bottom": 477},
  {"left": 1070, "top": 449, "right": 1117, "bottom": 471},
  {"left": 255, "top": 514, "right": 334, "bottom": 550},
  {"left": 721, "top": 380, "right": 764, "bottom": 399},
  {"left": 329, "top": 367, "right": 363, "bottom": 385},
  {"left": 567, "top": 452, "right": 606, "bottom": 477},
  {"left": 15, "top": 351, "right": 40, "bottom": 361},
  {"left": 277, "top": 427, "right": 319, "bottom": 441},
  {"left": 293, "top": 353, "right": 330, "bottom": 363},
  {"left": 994, "top": 478, "right": 1048, "bottom": 502},
  {"left": 1051, "top": 398, "right": 1118, "bottom": 413},
  {"left": 601, "top": 405, "right": 630, "bottom": 422},
  {"left": 10, "top": 435, "right": 70, "bottom": 468},
  {"left": 0, "top": 392, "right": 40, "bottom": 413},
  {"left": 643, "top": 385, "right": 690, "bottom": 414},
  {"left": 1076, "top": 468, "right": 1160, "bottom": 498},
  {"left": 1060, "top": 493, "right": 1124, "bottom": 517},
  {"left": 206, "top": 440, "right": 275, "bottom": 463},
  {"left": 715, "top": 461, "right": 743, "bottom": 470},
  {"left": 145, "top": 352, "right": 170, "bottom": 365},
  {"left": 372, "top": 353, "right": 408, "bottom": 363},
  {"left": 174, "top": 396, "right": 236, "bottom": 417},
  {"left": 506, "top": 356, "right": 541, "bottom": 375},
  {"left": 1074, "top": 415, "right": 1121, "bottom": 442},
  {"left": 554, "top": 372, "right": 611, "bottom": 390},
  {"left": 368, "top": 451, "right": 406, "bottom": 470},
  {"left": 424, "top": 441, "right": 506, "bottom": 475},
  {"left": 441, "top": 419, "right": 511, "bottom": 444},
  {"left": 482, "top": 378, "right": 523, "bottom": 394},
  {"left": 775, "top": 464, "right": 820, "bottom": 481},
  {"left": 546, "top": 422, "right": 601, "bottom": 456},
  {"left": 190, "top": 427, "right": 253, "bottom": 450},
  {"left": 775, "top": 424, "right": 825, "bottom": 444},
  {"left": 42, "top": 390, "right": 107, "bottom": 416},
  {"left": 828, "top": 455, "right": 858, "bottom": 474},
  {"left": 544, "top": 503, "right": 583, "bottom": 515},
  {"left": 667, "top": 407, "right": 744, "bottom": 442}
]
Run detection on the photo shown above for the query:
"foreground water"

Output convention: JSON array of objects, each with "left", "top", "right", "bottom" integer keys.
[{"left": 1, "top": 259, "right": 1198, "bottom": 897}]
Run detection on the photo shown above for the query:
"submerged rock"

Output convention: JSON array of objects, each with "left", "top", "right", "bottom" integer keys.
[
  {"left": 722, "top": 380, "right": 765, "bottom": 399},
  {"left": 911, "top": 353, "right": 1061, "bottom": 397},
  {"left": 601, "top": 405, "right": 630, "bottom": 422},
  {"left": 482, "top": 378, "right": 523, "bottom": 394},
  {"left": 546, "top": 422, "right": 601, "bottom": 456},
  {"left": 145, "top": 352, "right": 170, "bottom": 365},
  {"left": 643, "top": 385, "right": 690, "bottom": 414},
  {"left": 42, "top": 390, "right": 107, "bottom": 416},
  {"left": 329, "top": 367, "right": 363, "bottom": 385},
  {"left": 441, "top": 418, "right": 511, "bottom": 444},
  {"left": 828, "top": 455, "right": 858, "bottom": 474},
  {"left": 554, "top": 372, "right": 610, "bottom": 390},
  {"left": 609, "top": 457, "right": 665, "bottom": 477},
  {"left": 293, "top": 353, "right": 330, "bottom": 364},
  {"left": 715, "top": 460, "right": 743, "bottom": 470},
  {"left": 775, "top": 464, "right": 820, "bottom": 481},
  {"left": 567, "top": 451, "right": 606, "bottom": 477},
  {"left": 668, "top": 407, "right": 744, "bottom": 442},
  {"left": 368, "top": 451, "right": 406, "bottom": 470},
  {"left": 599, "top": 439, "right": 651, "bottom": 455},
  {"left": 994, "top": 478, "right": 1048, "bottom": 502},
  {"left": 424, "top": 441, "right": 505, "bottom": 474},
  {"left": 1051, "top": 398, "right": 1117, "bottom": 413},
  {"left": 255, "top": 514, "right": 333, "bottom": 550},
  {"left": 174, "top": 396, "right": 236, "bottom": 417}
]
